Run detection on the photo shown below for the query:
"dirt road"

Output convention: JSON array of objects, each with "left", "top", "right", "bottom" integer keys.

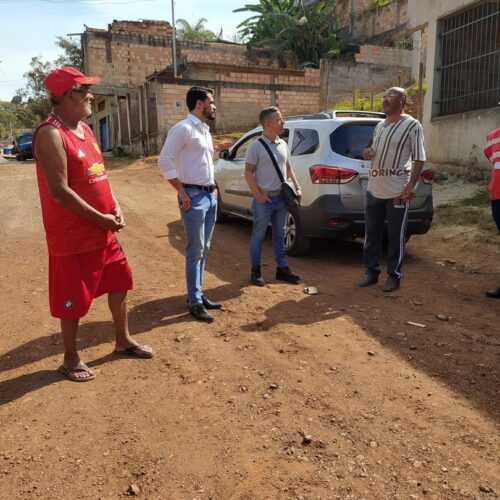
[{"left": 0, "top": 159, "right": 499, "bottom": 499}]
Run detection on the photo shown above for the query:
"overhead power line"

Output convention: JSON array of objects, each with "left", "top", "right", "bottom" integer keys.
[{"left": 0, "top": 0, "right": 154, "bottom": 3}]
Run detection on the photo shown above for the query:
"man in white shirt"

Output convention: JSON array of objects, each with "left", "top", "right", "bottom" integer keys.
[{"left": 158, "top": 87, "right": 221, "bottom": 323}]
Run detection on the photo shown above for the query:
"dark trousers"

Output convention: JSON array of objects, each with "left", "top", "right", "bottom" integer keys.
[
  {"left": 363, "top": 191, "right": 410, "bottom": 279},
  {"left": 492, "top": 199, "right": 500, "bottom": 233}
]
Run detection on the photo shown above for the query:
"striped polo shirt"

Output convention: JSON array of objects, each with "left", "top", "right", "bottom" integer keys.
[{"left": 368, "top": 115, "right": 426, "bottom": 199}]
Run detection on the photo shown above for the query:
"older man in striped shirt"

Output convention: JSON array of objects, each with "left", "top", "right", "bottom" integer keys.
[{"left": 358, "top": 87, "right": 426, "bottom": 292}]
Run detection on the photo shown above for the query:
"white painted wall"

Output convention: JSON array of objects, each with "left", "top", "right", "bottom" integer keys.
[
  {"left": 408, "top": 0, "right": 474, "bottom": 28},
  {"left": 408, "top": 0, "right": 499, "bottom": 167}
]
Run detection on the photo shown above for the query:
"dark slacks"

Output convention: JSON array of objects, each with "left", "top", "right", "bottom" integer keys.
[
  {"left": 363, "top": 191, "right": 410, "bottom": 279},
  {"left": 491, "top": 199, "right": 500, "bottom": 233}
]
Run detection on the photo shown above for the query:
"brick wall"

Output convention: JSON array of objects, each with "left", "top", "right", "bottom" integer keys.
[
  {"left": 334, "top": 0, "right": 410, "bottom": 44},
  {"left": 110, "top": 20, "right": 173, "bottom": 38},
  {"left": 83, "top": 19, "right": 320, "bottom": 153},
  {"left": 355, "top": 44, "right": 412, "bottom": 67},
  {"left": 154, "top": 67, "right": 321, "bottom": 137},
  {"left": 83, "top": 24, "right": 173, "bottom": 88},
  {"left": 322, "top": 56, "right": 412, "bottom": 107},
  {"left": 83, "top": 20, "right": 297, "bottom": 90}
]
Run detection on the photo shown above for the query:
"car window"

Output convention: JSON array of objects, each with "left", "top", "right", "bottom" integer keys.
[
  {"left": 233, "top": 134, "right": 260, "bottom": 160},
  {"left": 330, "top": 122, "right": 378, "bottom": 159},
  {"left": 291, "top": 128, "right": 319, "bottom": 156},
  {"left": 233, "top": 129, "right": 289, "bottom": 160}
]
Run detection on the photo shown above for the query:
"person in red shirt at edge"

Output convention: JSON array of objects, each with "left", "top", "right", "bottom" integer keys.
[
  {"left": 484, "top": 127, "right": 500, "bottom": 299},
  {"left": 34, "top": 67, "right": 154, "bottom": 382}
]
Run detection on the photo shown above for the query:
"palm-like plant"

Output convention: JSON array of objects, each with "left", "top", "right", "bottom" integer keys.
[
  {"left": 176, "top": 18, "right": 217, "bottom": 42},
  {"left": 234, "top": 0, "right": 340, "bottom": 68}
]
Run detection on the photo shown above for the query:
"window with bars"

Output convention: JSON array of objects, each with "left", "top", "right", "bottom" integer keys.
[{"left": 437, "top": 1, "right": 500, "bottom": 116}]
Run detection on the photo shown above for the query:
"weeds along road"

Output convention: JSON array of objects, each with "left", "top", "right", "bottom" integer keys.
[{"left": 0, "top": 159, "right": 499, "bottom": 499}]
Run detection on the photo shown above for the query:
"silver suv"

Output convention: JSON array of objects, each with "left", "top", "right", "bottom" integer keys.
[{"left": 215, "top": 111, "right": 434, "bottom": 255}]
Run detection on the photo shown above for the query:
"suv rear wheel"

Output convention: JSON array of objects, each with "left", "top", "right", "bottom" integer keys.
[{"left": 285, "top": 208, "right": 311, "bottom": 256}]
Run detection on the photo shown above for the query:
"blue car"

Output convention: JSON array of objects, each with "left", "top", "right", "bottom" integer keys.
[{"left": 12, "top": 132, "right": 33, "bottom": 161}]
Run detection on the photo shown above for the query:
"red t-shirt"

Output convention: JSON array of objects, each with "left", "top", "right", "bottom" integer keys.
[
  {"left": 485, "top": 127, "right": 500, "bottom": 201},
  {"left": 34, "top": 114, "right": 115, "bottom": 256}
]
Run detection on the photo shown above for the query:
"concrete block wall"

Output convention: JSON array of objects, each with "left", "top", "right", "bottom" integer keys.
[
  {"left": 83, "top": 19, "right": 319, "bottom": 152},
  {"left": 155, "top": 66, "right": 321, "bottom": 137},
  {"left": 355, "top": 44, "right": 412, "bottom": 67},
  {"left": 110, "top": 20, "right": 173, "bottom": 38},
  {"left": 334, "top": 0, "right": 410, "bottom": 43},
  {"left": 323, "top": 59, "right": 412, "bottom": 104},
  {"left": 180, "top": 42, "right": 295, "bottom": 70},
  {"left": 84, "top": 34, "right": 108, "bottom": 79},
  {"left": 109, "top": 40, "right": 171, "bottom": 86},
  {"left": 217, "top": 87, "right": 271, "bottom": 132},
  {"left": 84, "top": 28, "right": 172, "bottom": 87},
  {"left": 368, "top": 1, "right": 407, "bottom": 39},
  {"left": 84, "top": 20, "right": 298, "bottom": 90}
]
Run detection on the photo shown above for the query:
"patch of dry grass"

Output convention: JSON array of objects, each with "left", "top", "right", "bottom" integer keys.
[{"left": 434, "top": 188, "right": 497, "bottom": 243}]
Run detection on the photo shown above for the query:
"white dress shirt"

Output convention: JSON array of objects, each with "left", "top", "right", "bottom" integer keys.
[{"left": 158, "top": 113, "right": 215, "bottom": 185}]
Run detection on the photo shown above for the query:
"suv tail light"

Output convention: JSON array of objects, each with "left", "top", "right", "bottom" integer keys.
[
  {"left": 420, "top": 168, "right": 435, "bottom": 184},
  {"left": 309, "top": 165, "right": 358, "bottom": 184}
]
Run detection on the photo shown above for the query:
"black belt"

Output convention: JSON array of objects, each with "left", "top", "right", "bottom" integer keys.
[{"left": 182, "top": 183, "right": 215, "bottom": 193}]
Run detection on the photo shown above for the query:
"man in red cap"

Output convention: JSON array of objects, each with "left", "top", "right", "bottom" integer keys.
[{"left": 34, "top": 67, "right": 154, "bottom": 382}]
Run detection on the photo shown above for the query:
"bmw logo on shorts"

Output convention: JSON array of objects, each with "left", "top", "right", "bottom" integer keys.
[{"left": 64, "top": 300, "right": 74, "bottom": 309}]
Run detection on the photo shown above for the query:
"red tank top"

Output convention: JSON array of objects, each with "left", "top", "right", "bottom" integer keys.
[{"left": 34, "top": 114, "right": 115, "bottom": 256}]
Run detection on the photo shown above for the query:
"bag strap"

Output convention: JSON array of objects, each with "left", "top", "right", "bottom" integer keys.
[{"left": 258, "top": 138, "right": 285, "bottom": 184}]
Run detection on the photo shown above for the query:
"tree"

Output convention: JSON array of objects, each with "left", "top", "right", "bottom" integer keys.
[
  {"left": 176, "top": 18, "right": 217, "bottom": 42},
  {"left": 54, "top": 36, "right": 83, "bottom": 69},
  {"left": 234, "top": 0, "right": 341, "bottom": 68},
  {"left": 11, "top": 36, "right": 83, "bottom": 128}
]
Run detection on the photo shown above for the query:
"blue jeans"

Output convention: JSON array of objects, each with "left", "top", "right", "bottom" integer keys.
[
  {"left": 250, "top": 195, "right": 288, "bottom": 268},
  {"left": 179, "top": 188, "right": 217, "bottom": 306}
]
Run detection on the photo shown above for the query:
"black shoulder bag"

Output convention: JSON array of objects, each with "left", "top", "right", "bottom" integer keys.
[{"left": 258, "top": 138, "right": 300, "bottom": 211}]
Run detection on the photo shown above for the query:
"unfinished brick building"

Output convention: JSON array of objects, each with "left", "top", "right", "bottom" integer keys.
[{"left": 81, "top": 20, "right": 321, "bottom": 155}]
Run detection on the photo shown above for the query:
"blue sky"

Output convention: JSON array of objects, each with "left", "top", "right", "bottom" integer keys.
[{"left": 0, "top": 0, "right": 250, "bottom": 101}]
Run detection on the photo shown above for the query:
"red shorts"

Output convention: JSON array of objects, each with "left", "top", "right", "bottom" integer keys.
[{"left": 48, "top": 239, "right": 133, "bottom": 319}]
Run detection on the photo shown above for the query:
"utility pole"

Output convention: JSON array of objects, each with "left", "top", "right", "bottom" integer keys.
[{"left": 171, "top": 0, "right": 177, "bottom": 78}]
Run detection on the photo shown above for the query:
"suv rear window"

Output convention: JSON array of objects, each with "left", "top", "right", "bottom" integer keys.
[{"left": 330, "top": 122, "right": 378, "bottom": 160}]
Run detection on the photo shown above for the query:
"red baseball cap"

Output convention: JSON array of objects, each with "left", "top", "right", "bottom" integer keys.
[{"left": 44, "top": 66, "right": 100, "bottom": 97}]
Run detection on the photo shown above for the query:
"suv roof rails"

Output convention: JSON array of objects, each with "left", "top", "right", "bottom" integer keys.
[
  {"left": 283, "top": 111, "right": 336, "bottom": 120},
  {"left": 330, "top": 110, "right": 386, "bottom": 118},
  {"left": 284, "top": 110, "right": 385, "bottom": 121}
]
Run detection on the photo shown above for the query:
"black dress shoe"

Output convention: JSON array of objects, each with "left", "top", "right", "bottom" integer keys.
[
  {"left": 382, "top": 275, "right": 400, "bottom": 292},
  {"left": 188, "top": 303, "right": 214, "bottom": 323},
  {"left": 201, "top": 295, "right": 222, "bottom": 309},
  {"left": 357, "top": 273, "right": 379, "bottom": 287},
  {"left": 251, "top": 266, "right": 265, "bottom": 286},
  {"left": 485, "top": 287, "right": 500, "bottom": 299},
  {"left": 276, "top": 266, "right": 300, "bottom": 284}
]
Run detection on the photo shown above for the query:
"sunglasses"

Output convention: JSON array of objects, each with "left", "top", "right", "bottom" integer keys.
[{"left": 71, "top": 86, "right": 92, "bottom": 94}]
